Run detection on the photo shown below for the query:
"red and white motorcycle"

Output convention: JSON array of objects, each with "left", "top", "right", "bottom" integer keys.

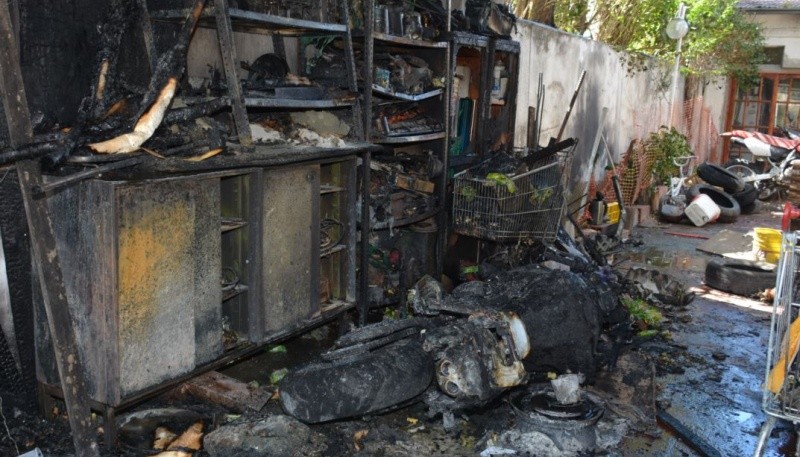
[{"left": 722, "top": 128, "right": 800, "bottom": 200}]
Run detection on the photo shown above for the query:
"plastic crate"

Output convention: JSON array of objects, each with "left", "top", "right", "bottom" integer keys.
[{"left": 452, "top": 154, "right": 567, "bottom": 242}]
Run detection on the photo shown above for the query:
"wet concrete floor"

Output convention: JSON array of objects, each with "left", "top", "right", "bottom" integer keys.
[{"left": 617, "top": 201, "right": 790, "bottom": 456}]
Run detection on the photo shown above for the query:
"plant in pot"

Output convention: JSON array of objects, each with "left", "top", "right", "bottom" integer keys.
[{"left": 644, "top": 126, "right": 693, "bottom": 219}]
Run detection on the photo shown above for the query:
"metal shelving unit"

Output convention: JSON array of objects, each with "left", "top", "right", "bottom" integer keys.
[{"left": 359, "top": 0, "right": 451, "bottom": 311}]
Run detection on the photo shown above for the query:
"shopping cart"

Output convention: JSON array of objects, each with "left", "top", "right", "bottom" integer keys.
[
  {"left": 451, "top": 150, "right": 571, "bottom": 243},
  {"left": 755, "top": 229, "right": 800, "bottom": 456}
]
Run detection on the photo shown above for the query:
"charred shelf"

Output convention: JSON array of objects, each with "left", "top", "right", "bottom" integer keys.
[
  {"left": 320, "top": 184, "right": 345, "bottom": 194},
  {"left": 371, "top": 208, "right": 441, "bottom": 230},
  {"left": 371, "top": 32, "right": 448, "bottom": 48},
  {"left": 244, "top": 97, "right": 356, "bottom": 109},
  {"left": 451, "top": 30, "right": 490, "bottom": 47},
  {"left": 144, "top": 143, "right": 381, "bottom": 173},
  {"left": 320, "top": 244, "right": 347, "bottom": 258},
  {"left": 221, "top": 218, "right": 247, "bottom": 233},
  {"left": 372, "top": 131, "right": 446, "bottom": 144},
  {"left": 222, "top": 284, "right": 249, "bottom": 302},
  {"left": 371, "top": 85, "right": 443, "bottom": 101},
  {"left": 151, "top": 7, "right": 348, "bottom": 35}
]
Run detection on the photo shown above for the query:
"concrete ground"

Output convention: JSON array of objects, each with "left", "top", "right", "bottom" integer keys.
[{"left": 615, "top": 200, "right": 790, "bottom": 457}]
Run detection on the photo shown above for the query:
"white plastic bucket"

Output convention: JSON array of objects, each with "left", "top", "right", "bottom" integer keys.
[{"left": 685, "top": 194, "right": 720, "bottom": 226}]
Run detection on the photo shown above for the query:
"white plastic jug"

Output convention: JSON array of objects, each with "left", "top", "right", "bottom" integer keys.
[{"left": 685, "top": 193, "right": 720, "bottom": 226}]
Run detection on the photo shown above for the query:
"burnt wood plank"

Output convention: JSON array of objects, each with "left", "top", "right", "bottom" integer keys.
[
  {"left": 181, "top": 371, "right": 272, "bottom": 412},
  {"left": 17, "top": 160, "right": 100, "bottom": 457},
  {"left": 0, "top": 0, "right": 31, "bottom": 146},
  {"left": 213, "top": 0, "right": 253, "bottom": 147}
]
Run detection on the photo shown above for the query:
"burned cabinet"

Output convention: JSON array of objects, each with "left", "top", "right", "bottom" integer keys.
[
  {"left": 448, "top": 34, "right": 519, "bottom": 170},
  {"left": 35, "top": 155, "right": 359, "bottom": 407},
  {"left": 36, "top": 176, "right": 222, "bottom": 406},
  {"left": 222, "top": 159, "right": 357, "bottom": 342},
  {"left": 360, "top": 1, "right": 451, "bottom": 307}
]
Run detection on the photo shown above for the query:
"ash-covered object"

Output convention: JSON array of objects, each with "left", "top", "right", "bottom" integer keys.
[
  {"left": 249, "top": 111, "right": 351, "bottom": 148},
  {"left": 440, "top": 266, "right": 616, "bottom": 381},
  {"left": 625, "top": 267, "right": 694, "bottom": 307}
]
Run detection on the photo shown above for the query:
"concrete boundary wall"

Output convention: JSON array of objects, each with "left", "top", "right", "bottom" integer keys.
[{"left": 512, "top": 20, "right": 678, "bottom": 197}]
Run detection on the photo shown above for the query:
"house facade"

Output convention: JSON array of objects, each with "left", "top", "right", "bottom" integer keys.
[{"left": 707, "top": 0, "right": 800, "bottom": 161}]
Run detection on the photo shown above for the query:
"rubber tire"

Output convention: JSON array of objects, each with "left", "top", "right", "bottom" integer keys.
[
  {"left": 731, "top": 183, "right": 758, "bottom": 207},
  {"left": 280, "top": 339, "right": 433, "bottom": 423},
  {"left": 697, "top": 162, "right": 745, "bottom": 193},
  {"left": 686, "top": 184, "right": 741, "bottom": 223},
  {"left": 705, "top": 259, "right": 776, "bottom": 296}
]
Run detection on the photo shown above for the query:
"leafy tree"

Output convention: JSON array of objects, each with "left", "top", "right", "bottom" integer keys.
[{"left": 512, "top": 0, "right": 765, "bottom": 87}]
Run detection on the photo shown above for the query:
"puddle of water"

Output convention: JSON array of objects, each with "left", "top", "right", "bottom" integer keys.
[
  {"left": 625, "top": 248, "right": 708, "bottom": 272},
  {"left": 220, "top": 325, "right": 338, "bottom": 386},
  {"left": 732, "top": 410, "right": 754, "bottom": 423}
]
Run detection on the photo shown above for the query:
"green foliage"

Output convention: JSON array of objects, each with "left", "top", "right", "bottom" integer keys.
[
  {"left": 548, "top": 0, "right": 765, "bottom": 84},
  {"left": 646, "top": 126, "right": 692, "bottom": 186},
  {"left": 622, "top": 296, "right": 663, "bottom": 328}
]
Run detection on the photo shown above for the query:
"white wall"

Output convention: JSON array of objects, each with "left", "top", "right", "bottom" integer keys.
[{"left": 512, "top": 20, "right": 675, "bottom": 194}]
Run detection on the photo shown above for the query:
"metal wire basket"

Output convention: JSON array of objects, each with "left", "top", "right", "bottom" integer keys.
[
  {"left": 762, "top": 231, "right": 800, "bottom": 419},
  {"left": 452, "top": 152, "right": 569, "bottom": 242},
  {"left": 755, "top": 230, "right": 800, "bottom": 455}
]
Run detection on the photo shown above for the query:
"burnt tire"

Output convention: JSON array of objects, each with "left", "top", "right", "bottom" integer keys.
[
  {"left": 280, "top": 339, "right": 433, "bottom": 423},
  {"left": 731, "top": 183, "right": 758, "bottom": 207},
  {"left": 741, "top": 201, "right": 757, "bottom": 214},
  {"left": 697, "top": 162, "right": 745, "bottom": 193},
  {"left": 705, "top": 259, "right": 776, "bottom": 296},
  {"left": 686, "top": 184, "right": 741, "bottom": 223}
]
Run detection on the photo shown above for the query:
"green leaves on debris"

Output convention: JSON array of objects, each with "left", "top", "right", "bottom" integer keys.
[{"left": 622, "top": 296, "right": 663, "bottom": 334}]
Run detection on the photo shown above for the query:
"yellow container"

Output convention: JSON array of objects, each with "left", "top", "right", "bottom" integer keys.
[
  {"left": 607, "top": 202, "right": 620, "bottom": 224},
  {"left": 765, "top": 251, "right": 780, "bottom": 264},
  {"left": 755, "top": 227, "right": 782, "bottom": 253}
]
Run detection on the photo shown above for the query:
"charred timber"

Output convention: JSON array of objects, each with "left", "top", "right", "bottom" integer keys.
[{"left": 88, "top": 0, "right": 206, "bottom": 154}]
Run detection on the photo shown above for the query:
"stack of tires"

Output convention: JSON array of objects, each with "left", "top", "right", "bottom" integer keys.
[
  {"left": 693, "top": 162, "right": 757, "bottom": 221},
  {"left": 660, "top": 162, "right": 753, "bottom": 224}
]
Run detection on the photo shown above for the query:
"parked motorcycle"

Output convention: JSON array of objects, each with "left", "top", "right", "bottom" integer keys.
[{"left": 722, "top": 128, "right": 800, "bottom": 201}]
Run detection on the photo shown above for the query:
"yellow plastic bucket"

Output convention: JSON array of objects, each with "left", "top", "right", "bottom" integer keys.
[
  {"left": 755, "top": 227, "right": 782, "bottom": 252},
  {"left": 765, "top": 251, "right": 780, "bottom": 264}
]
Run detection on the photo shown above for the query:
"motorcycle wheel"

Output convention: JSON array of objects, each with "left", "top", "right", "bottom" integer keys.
[{"left": 726, "top": 164, "right": 778, "bottom": 201}]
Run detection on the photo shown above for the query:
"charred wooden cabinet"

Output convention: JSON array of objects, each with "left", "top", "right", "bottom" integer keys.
[
  {"left": 36, "top": 177, "right": 223, "bottom": 405},
  {"left": 36, "top": 156, "right": 358, "bottom": 406}
]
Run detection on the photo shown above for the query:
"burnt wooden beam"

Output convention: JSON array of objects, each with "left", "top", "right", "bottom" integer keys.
[
  {"left": 17, "top": 162, "right": 101, "bottom": 457},
  {"left": 0, "top": 0, "right": 31, "bottom": 146},
  {"left": 181, "top": 371, "right": 272, "bottom": 413},
  {"left": 136, "top": 0, "right": 158, "bottom": 74},
  {"left": 214, "top": 0, "right": 253, "bottom": 147}
]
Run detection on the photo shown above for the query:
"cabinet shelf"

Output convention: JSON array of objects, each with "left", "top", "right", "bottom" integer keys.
[
  {"left": 372, "top": 131, "right": 446, "bottom": 144},
  {"left": 371, "top": 207, "right": 441, "bottom": 230},
  {"left": 222, "top": 284, "right": 249, "bottom": 302},
  {"left": 151, "top": 7, "right": 348, "bottom": 35},
  {"left": 371, "top": 85, "right": 443, "bottom": 101},
  {"left": 320, "top": 244, "right": 347, "bottom": 258},
  {"left": 244, "top": 96, "right": 356, "bottom": 109},
  {"left": 371, "top": 32, "right": 448, "bottom": 48},
  {"left": 221, "top": 218, "right": 247, "bottom": 233},
  {"left": 320, "top": 184, "right": 345, "bottom": 194}
]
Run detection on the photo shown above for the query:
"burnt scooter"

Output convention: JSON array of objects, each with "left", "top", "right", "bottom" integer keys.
[{"left": 723, "top": 128, "right": 800, "bottom": 201}]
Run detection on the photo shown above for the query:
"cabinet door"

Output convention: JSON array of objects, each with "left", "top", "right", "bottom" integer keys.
[
  {"left": 116, "top": 178, "right": 222, "bottom": 397},
  {"left": 262, "top": 165, "right": 320, "bottom": 335}
]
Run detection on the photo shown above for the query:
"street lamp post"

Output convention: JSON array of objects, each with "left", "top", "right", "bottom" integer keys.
[{"left": 666, "top": 3, "right": 689, "bottom": 127}]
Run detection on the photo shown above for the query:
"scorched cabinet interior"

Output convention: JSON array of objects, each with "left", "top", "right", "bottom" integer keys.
[{"left": 35, "top": 156, "right": 358, "bottom": 407}]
